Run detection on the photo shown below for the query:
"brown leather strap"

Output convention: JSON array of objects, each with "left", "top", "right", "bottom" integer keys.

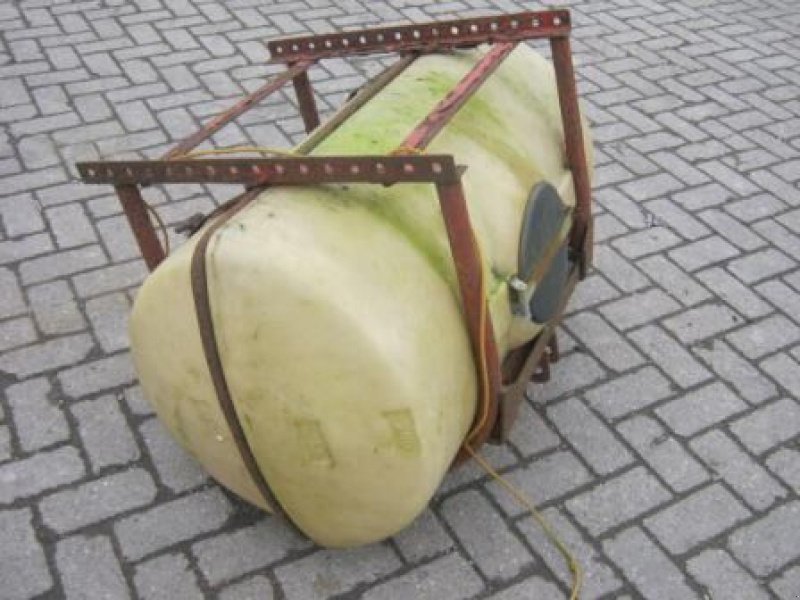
[{"left": 190, "top": 187, "right": 300, "bottom": 532}]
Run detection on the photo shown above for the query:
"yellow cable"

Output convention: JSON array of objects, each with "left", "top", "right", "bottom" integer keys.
[
  {"left": 144, "top": 201, "right": 170, "bottom": 256},
  {"left": 463, "top": 238, "right": 582, "bottom": 599},
  {"left": 160, "top": 144, "right": 297, "bottom": 251},
  {"left": 390, "top": 145, "right": 426, "bottom": 156},
  {"left": 465, "top": 236, "right": 491, "bottom": 447},
  {"left": 179, "top": 145, "right": 298, "bottom": 159},
  {"left": 464, "top": 445, "right": 583, "bottom": 599}
]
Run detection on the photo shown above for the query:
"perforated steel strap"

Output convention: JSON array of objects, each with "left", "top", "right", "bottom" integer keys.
[{"left": 189, "top": 187, "right": 301, "bottom": 533}]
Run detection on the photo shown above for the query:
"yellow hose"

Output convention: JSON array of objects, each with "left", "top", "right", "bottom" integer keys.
[
  {"left": 464, "top": 239, "right": 582, "bottom": 599},
  {"left": 179, "top": 145, "right": 298, "bottom": 159}
]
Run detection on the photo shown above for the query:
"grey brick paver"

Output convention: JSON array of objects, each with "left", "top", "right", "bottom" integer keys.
[
  {"left": 391, "top": 508, "right": 454, "bottom": 563},
  {"left": 698, "top": 208, "right": 766, "bottom": 251},
  {"left": 0, "top": 316, "right": 36, "bottom": 352},
  {"left": 72, "top": 259, "right": 148, "bottom": 298},
  {"left": 729, "top": 397, "right": 800, "bottom": 455},
  {"left": 71, "top": 394, "right": 140, "bottom": 471},
  {"left": 0, "top": 508, "right": 53, "bottom": 599},
  {"left": 593, "top": 245, "right": 650, "bottom": 292},
  {"left": 686, "top": 548, "right": 770, "bottom": 600},
  {"left": 668, "top": 235, "right": 739, "bottom": 271},
  {"left": 603, "top": 527, "right": 698, "bottom": 600},
  {"left": 728, "top": 501, "right": 800, "bottom": 578},
  {"left": 488, "top": 451, "right": 592, "bottom": 517},
  {"left": 39, "top": 468, "right": 157, "bottom": 534},
  {"left": 757, "top": 280, "right": 800, "bottom": 326},
  {"left": 662, "top": 302, "right": 742, "bottom": 344},
  {"left": 19, "top": 244, "right": 107, "bottom": 285},
  {"left": 585, "top": 366, "right": 674, "bottom": 420},
  {"left": 27, "top": 279, "right": 87, "bottom": 334},
  {"left": 114, "top": 488, "right": 233, "bottom": 561},
  {"left": 727, "top": 314, "right": 800, "bottom": 360},
  {"left": 547, "top": 397, "right": 633, "bottom": 475},
  {"left": 56, "top": 534, "right": 130, "bottom": 600},
  {"left": 218, "top": 576, "right": 274, "bottom": 600},
  {"left": 134, "top": 553, "right": 204, "bottom": 600},
  {"left": 629, "top": 325, "right": 712, "bottom": 388},
  {"left": 0, "top": 333, "right": 94, "bottom": 377},
  {"left": 7, "top": 377, "right": 69, "bottom": 452},
  {"left": 645, "top": 198, "right": 711, "bottom": 241},
  {"left": 598, "top": 288, "right": 680, "bottom": 330},
  {"left": 535, "top": 351, "right": 606, "bottom": 403},
  {"left": 617, "top": 415, "right": 709, "bottom": 493},
  {"left": 566, "top": 467, "right": 671, "bottom": 536},
  {"left": 693, "top": 339, "right": 777, "bottom": 405},
  {"left": 690, "top": 430, "right": 787, "bottom": 511},
  {"left": 439, "top": 443, "right": 518, "bottom": 494},
  {"left": 643, "top": 483, "right": 749, "bottom": 554},
  {"left": 771, "top": 566, "right": 800, "bottom": 600},
  {"left": 0, "top": 426, "right": 11, "bottom": 461},
  {"left": 518, "top": 508, "right": 621, "bottom": 599},
  {"left": 58, "top": 352, "right": 136, "bottom": 397},
  {"left": 507, "top": 401, "right": 560, "bottom": 457},
  {"left": 361, "top": 553, "right": 484, "bottom": 600},
  {"left": 45, "top": 203, "right": 96, "bottom": 248},
  {"left": 442, "top": 489, "right": 533, "bottom": 581},
  {"left": 728, "top": 248, "right": 797, "bottom": 285},
  {"left": 85, "top": 292, "right": 131, "bottom": 352},
  {"left": 656, "top": 381, "right": 747, "bottom": 436},
  {"left": 2, "top": 1, "right": 799, "bottom": 598},
  {"left": 139, "top": 417, "right": 209, "bottom": 493},
  {"left": 696, "top": 267, "right": 772, "bottom": 319},
  {"left": 565, "top": 312, "right": 644, "bottom": 372},
  {"left": 725, "top": 193, "right": 786, "bottom": 223},
  {"left": 766, "top": 448, "right": 800, "bottom": 493},
  {"left": 0, "top": 445, "right": 85, "bottom": 503},
  {"left": 0, "top": 195, "right": 45, "bottom": 241},
  {"left": 1, "top": 233, "right": 53, "bottom": 266},
  {"left": 487, "top": 577, "right": 565, "bottom": 600},
  {"left": 275, "top": 545, "right": 402, "bottom": 600},
  {"left": 192, "top": 519, "right": 309, "bottom": 587}
]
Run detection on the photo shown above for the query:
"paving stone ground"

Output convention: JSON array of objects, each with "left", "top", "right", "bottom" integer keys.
[{"left": 1, "top": 0, "right": 799, "bottom": 598}]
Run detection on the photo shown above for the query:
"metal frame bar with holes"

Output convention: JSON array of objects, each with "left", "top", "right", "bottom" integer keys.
[
  {"left": 77, "top": 155, "right": 462, "bottom": 187},
  {"left": 267, "top": 9, "right": 571, "bottom": 63},
  {"left": 76, "top": 7, "right": 592, "bottom": 453}
]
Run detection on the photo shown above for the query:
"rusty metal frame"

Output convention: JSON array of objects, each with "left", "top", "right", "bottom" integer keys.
[
  {"left": 266, "top": 9, "right": 571, "bottom": 63},
  {"left": 78, "top": 155, "right": 462, "bottom": 187},
  {"left": 162, "top": 60, "right": 314, "bottom": 160},
  {"left": 76, "top": 8, "right": 592, "bottom": 452},
  {"left": 399, "top": 41, "right": 516, "bottom": 152}
]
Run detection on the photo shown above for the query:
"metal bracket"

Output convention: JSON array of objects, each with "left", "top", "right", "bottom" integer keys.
[
  {"left": 267, "top": 9, "right": 570, "bottom": 63},
  {"left": 77, "top": 155, "right": 462, "bottom": 187}
]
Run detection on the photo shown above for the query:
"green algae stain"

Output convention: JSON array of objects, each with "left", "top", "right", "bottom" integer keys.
[
  {"left": 312, "top": 64, "right": 465, "bottom": 156},
  {"left": 304, "top": 54, "right": 504, "bottom": 288},
  {"left": 261, "top": 47, "right": 562, "bottom": 308}
]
